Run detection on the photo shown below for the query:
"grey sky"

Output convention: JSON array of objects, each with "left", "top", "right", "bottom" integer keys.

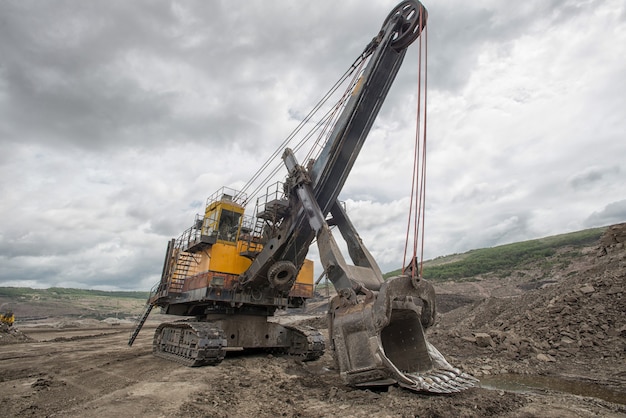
[{"left": 1, "top": 0, "right": 625, "bottom": 290}]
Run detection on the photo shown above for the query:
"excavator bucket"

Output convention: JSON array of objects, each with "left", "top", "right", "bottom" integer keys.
[{"left": 328, "top": 274, "right": 477, "bottom": 393}]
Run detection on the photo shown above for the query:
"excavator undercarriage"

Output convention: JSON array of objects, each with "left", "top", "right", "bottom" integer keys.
[
  {"left": 129, "top": 0, "right": 477, "bottom": 395},
  {"left": 151, "top": 316, "right": 325, "bottom": 367}
]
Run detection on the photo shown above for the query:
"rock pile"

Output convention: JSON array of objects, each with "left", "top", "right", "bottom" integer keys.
[
  {"left": 597, "top": 223, "right": 626, "bottom": 256},
  {"left": 0, "top": 326, "right": 34, "bottom": 345},
  {"left": 433, "top": 223, "right": 626, "bottom": 379}
]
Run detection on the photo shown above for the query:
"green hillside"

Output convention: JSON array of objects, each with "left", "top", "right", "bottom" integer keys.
[
  {"left": 1, "top": 227, "right": 607, "bottom": 312},
  {"left": 0, "top": 287, "right": 149, "bottom": 300},
  {"left": 384, "top": 227, "right": 605, "bottom": 281},
  {"left": 0, "top": 287, "right": 149, "bottom": 320}
]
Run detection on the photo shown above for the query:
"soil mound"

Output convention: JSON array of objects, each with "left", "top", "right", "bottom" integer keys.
[
  {"left": 0, "top": 326, "right": 34, "bottom": 345},
  {"left": 431, "top": 223, "right": 626, "bottom": 388}
]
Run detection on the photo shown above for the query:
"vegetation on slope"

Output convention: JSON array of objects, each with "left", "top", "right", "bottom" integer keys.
[
  {"left": 384, "top": 227, "right": 605, "bottom": 281},
  {"left": 0, "top": 288, "right": 150, "bottom": 320},
  {"left": 0, "top": 287, "right": 149, "bottom": 300},
  {"left": 2, "top": 227, "right": 607, "bottom": 298}
]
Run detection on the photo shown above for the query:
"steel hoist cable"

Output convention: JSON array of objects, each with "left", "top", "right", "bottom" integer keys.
[
  {"left": 402, "top": 11, "right": 428, "bottom": 278},
  {"left": 236, "top": 53, "right": 372, "bottom": 206}
]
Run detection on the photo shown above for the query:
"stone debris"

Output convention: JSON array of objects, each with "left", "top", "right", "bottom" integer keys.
[
  {"left": 579, "top": 284, "right": 595, "bottom": 294},
  {"left": 536, "top": 353, "right": 556, "bottom": 362},
  {"left": 0, "top": 325, "right": 34, "bottom": 345},
  {"left": 431, "top": 223, "right": 626, "bottom": 379},
  {"left": 474, "top": 333, "right": 496, "bottom": 348}
]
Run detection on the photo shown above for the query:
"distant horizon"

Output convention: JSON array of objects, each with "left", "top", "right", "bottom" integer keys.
[
  {"left": 1, "top": 223, "right": 613, "bottom": 292},
  {"left": 1, "top": 0, "right": 625, "bottom": 291}
]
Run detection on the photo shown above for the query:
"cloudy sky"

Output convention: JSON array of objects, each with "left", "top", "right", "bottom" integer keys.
[{"left": 1, "top": 0, "right": 625, "bottom": 291}]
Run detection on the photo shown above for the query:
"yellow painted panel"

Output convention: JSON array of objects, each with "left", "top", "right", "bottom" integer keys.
[
  {"left": 296, "top": 259, "right": 314, "bottom": 285},
  {"left": 205, "top": 201, "right": 244, "bottom": 217},
  {"left": 197, "top": 248, "right": 211, "bottom": 272},
  {"left": 210, "top": 242, "right": 252, "bottom": 275}
]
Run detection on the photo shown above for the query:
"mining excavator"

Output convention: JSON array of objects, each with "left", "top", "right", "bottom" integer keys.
[
  {"left": 129, "top": 0, "right": 476, "bottom": 394},
  {"left": 0, "top": 303, "right": 14, "bottom": 331},
  {"left": 0, "top": 311, "right": 14, "bottom": 330}
]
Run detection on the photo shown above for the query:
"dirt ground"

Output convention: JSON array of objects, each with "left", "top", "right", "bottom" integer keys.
[
  {"left": 0, "top": 225, "right": 624, "bottom": 417},
  {"left": 0, "top": 320, "right": 626, "bottom": 417},
  {"left": 0, "top": 321, "right": 623, "bottom": 418}
]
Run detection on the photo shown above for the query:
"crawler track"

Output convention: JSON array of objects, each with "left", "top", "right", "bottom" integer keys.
[
  {"left": 152, "top": 321, "right": 325, "bottom": 366},
  {"left": 152, "top": 322, "right": 226, "bottom": 367},
  {"left": 283, "top": 324, "right": 325, "bottom": 361}
]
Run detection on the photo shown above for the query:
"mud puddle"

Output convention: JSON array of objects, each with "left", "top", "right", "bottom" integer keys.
[{"left": 480, "top": 374, "right": 626, "bottom": 405}]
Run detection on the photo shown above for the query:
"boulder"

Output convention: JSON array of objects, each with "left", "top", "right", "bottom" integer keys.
[
  {"left": 579, "top": 285, "right": 595, "bottom": 294},
  {"left": 536, "top": 353, "right": 556, "bottom": 362},
  {"left": 474, "top": 332, "right": 495, "bottom": 348}
]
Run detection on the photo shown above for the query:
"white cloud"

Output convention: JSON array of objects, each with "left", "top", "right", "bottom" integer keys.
[{"left": 1, "top": 0, "right": 625, "bottom": 290}]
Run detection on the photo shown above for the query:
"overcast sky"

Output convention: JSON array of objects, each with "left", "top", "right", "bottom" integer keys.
[{"left": 1, "top": 0, "right": 625, "bottom": 291}]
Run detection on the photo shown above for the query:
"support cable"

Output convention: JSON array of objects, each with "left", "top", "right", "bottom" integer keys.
[
  {"left": 402, "top": 12, "right": 428, "bottom": 279},
  {"left": 236, "top": 53, "right": 372, "bottom": 205},
  {"left": 244, "top": 67, "right": 363, "bottom": 205}
]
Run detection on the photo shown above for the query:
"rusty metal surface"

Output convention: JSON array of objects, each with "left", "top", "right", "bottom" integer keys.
[
  {"left": 152, "top": 322, "right": 227, "bottom": 367},
  {"left": 329, "top": 274, "right": 477, "bottom": 393},
  {"left": 151, "top": 317, "right": 324, "bottom": 366}
]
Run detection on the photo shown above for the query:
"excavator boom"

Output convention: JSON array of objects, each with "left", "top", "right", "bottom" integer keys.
[{"left": 239, "top": 1, "right": 419, "bottom": 291}]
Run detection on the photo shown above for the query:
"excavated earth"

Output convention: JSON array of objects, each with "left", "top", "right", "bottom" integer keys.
[{"left": 0, "top": 224, "right": 625, "bottom": 417}]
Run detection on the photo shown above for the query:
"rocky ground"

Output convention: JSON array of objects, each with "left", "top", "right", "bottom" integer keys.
[
  {"left": 0, "top": 325, "right": 33, "bottom": 345},
  {"left": 0, "top": 321, "right": 623, "bottom": 417},
  {"left": 0, "top": 224, "right": 624, "bottom": 417},
  {"left": 430, "top": 223, "right": 626, "bottom": 392}
]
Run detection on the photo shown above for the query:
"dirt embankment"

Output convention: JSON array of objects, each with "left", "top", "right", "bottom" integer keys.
[
  {"left": 0, "top": 326, "right": 33, "bottom": 345},
  {"left": 429, "top": 223, "right": 626, "bottom": 390}
]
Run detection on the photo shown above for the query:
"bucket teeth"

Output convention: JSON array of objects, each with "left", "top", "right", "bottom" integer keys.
[
  {"left": 402, "top": 368, "right": 478, "bottom": 394},
  {"left": 439, "top": 370, "right": 479, "bottom": 387},
  {"left": 431, "top": 373, "right": 461, "bottom": 392},
  {"left": 392, "top": 338, "right": 478, "bottom": 394}
]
